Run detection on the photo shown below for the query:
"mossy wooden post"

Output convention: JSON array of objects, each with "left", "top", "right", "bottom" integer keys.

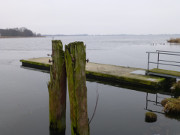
[
  {"left": 48, "top": 40, "right": 66, "bottom": 134},
  {"left": 65, "top": 42, "right": 89, "bottom": 135}
]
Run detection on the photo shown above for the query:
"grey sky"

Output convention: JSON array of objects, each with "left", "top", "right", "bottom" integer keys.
[{"left": 1, "top": 0, "right": 180, "bottom": 34}]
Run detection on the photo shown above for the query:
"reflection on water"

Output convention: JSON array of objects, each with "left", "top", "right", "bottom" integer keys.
[
  {"left": 1, "top": 35, "right": 180, "bottom": 134},
  {"left": 145, "top": 93, "right": 170, "bottom": 115}
]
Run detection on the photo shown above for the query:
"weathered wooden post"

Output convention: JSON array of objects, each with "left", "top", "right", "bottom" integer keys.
[
  {"left": 65, "top": 42, "right": 89, "bottom": 135},
  {"left": 48, "top": 40, "right": 66, "bottom": 134}
]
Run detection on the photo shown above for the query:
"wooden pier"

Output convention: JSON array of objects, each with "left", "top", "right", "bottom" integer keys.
[
  {"left": 20, "top": 57, "right": 166, "bottom": 89},
  {"left": 148, "top": 68, "right": 180, "bottom": 78}
]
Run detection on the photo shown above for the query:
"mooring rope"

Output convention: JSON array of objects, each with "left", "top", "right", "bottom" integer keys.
[{"left": 89, "top": 84, "right": 99, "bottom": 124}]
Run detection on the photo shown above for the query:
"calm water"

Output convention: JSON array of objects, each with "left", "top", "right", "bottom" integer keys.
[{"left": 0, "top": 35, "right": 180, "bottom": 135}]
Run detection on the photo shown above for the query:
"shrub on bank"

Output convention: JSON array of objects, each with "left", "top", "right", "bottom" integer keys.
[
  {"left": 161, "top": 97, "right": 180, "bottom": 114},
  {"left": 167, "top": 38, "right": 180, "bottom": 43},
  {"left": 171, "top": 81, "right": 180, "bottom": 97}
]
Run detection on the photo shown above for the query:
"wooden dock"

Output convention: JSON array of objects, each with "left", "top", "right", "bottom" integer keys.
[
  {"left": 20, "top": 57, "right": 166, "bottom": 89},
  {"left": 148, "top": 68, "right": 180, "bottom": 78}
]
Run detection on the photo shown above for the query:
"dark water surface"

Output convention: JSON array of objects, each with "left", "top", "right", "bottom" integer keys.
[{"left": 0, "top": 35, "right": 180, "bottom": 135}]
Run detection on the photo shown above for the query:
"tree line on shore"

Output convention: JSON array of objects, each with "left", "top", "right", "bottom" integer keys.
[{"left": 0, "top": 27, "right": 41, "bottom": 37}]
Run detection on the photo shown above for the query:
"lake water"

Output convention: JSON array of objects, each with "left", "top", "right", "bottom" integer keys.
[{"left": 0, "top": 35, "right": 180, "bottom": 135}]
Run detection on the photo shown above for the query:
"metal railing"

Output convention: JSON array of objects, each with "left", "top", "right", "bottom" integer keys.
[{"left": 146, "top": 50, "right": 180, "bottom": 71}]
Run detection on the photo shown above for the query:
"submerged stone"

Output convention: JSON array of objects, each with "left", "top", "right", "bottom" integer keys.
[{"left": 145, "top": 112, "right": 157, "bottom": 122}]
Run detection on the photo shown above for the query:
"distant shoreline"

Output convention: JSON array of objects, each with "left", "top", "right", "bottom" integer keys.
[
  {"left": 0, "top": 36, "right": 45, "bottom": 39},
  {"left": 45, "top": 34, "right": 180, "bottom": 37}
]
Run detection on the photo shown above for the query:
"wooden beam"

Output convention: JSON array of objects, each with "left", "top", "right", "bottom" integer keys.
[
  {"left": 65, "top": 42, "right": 89, "bottom": 135},
  {"left": 48, "top": 40, "right": 66, "bottom": 134}
]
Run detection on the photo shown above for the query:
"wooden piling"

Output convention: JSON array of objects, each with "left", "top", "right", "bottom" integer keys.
[
  {"left": 48, "top": 40, "right": 66, "bottom": 134},
  {"left": 65, "top": 42, "right": 89, "bottom": 135}
]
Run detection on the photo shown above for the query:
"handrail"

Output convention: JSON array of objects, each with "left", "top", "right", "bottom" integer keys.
[
  {"left": 156, "top": 50, "right": 180, "bottom": 54},
  {"left": 159, "top": 60, "right": 180, "bottom": 64},
  {"left": 149, "top": 62, "right": 180, "bottom": 67},
  {"left": 146, "top": 50, "right": 180, "bottom": 71},
  {"left": 146, "top": 51, "right": 180, "bottom": 56}
]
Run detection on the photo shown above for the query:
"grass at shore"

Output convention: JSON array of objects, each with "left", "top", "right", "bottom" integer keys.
[{"left": 167, "top": 38, "right": 180, "bottom": 43}]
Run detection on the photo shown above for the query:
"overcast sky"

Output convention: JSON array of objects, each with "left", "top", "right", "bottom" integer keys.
[{"left": 0, "top": 0, "right": 180, "bottom": 35}]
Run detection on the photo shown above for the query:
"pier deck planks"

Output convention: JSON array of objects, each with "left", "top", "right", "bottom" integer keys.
[
  {"left": 20, "top": 57, "right": 165, "bottom": 89},
  {"left": 148, "top": 68, "right": 180, "bottom": 78}
]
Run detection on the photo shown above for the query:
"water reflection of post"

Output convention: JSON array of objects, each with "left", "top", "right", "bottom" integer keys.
[
  {"left": 65, "top": 42, "right": 90, "bottom": 135},
  {"left": 48, "top": 40, "right": 66, "bottom": 134}
]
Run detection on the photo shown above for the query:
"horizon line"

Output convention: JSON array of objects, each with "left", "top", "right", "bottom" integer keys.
[{"left": 43, "top": 34, "right": 180, "bottom": 36}]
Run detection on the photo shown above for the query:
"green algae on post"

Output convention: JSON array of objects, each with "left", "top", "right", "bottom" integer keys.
[
  {"left": 145, "top": 112, "right": 157, "bottom": 122},
  {"left": 48, "top": 40, "right": 66, "bottom": 134},
  {"left": 65, "top": 42, "right": 89, "bottom": 135}
]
